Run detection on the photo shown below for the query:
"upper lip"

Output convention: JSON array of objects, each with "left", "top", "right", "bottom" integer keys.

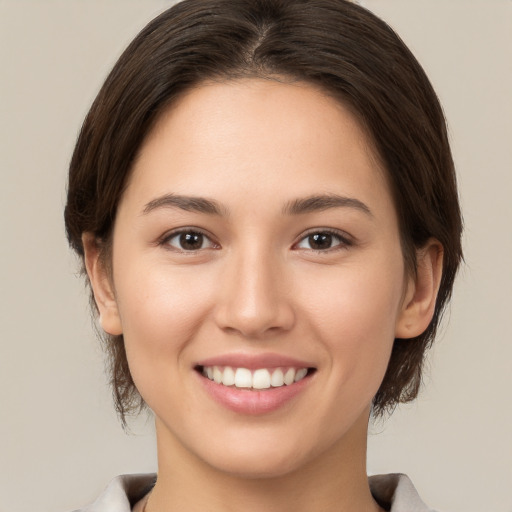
[{"left": 195, "top": 352, "right": 315, "bottom": 370}]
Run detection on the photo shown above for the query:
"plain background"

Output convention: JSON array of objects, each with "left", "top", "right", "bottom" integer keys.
[{"left": 0, "top": 1, "right": 510, "bottom": 511}]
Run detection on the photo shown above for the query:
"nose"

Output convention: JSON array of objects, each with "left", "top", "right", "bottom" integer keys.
[{"left": 213, "top": 248, "right": 296, "bottom": 339}]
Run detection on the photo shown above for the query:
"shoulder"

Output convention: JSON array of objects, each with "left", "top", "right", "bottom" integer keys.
[
  {"left": 369, "top": 473, "right": 437, "bottom": 512},
  {"left": 70, "top": 474, "right": 156, "bottom": 512}
]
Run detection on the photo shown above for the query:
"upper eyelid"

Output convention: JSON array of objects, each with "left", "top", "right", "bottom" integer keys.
[
  {"left": 159, "top": 227, "right": 218, "bottom": 247},
  {"left": 292, "top": 229, "right": 354, "bottom": 253},
  {"left": 157, "top": 227, "right": 353, "bottom": 248},
  {"left": 294, "top": 228, "right": 353, "bottom": 243}
]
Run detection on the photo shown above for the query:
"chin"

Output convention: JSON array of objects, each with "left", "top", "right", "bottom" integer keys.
[
  {"left": 191, "top": 426, "right": 331, "bottom": 480},
  {"left": 204, "top": 449, "right": 307, "bottom": 480}
]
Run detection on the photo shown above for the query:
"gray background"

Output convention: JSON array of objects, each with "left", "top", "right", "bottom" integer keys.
[{"left": 0, "top": 1, "right": 511, "bottom": 511}]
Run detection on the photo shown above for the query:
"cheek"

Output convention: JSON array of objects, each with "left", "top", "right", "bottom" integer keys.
[
  {"left": 299, "top": 255, "right": 404, "bottom": 384},
  {"left": 304, "top": 259, "right": 403, "bottom": 332},
  {"left": 112, "top": 263, "right": 218, "bottom": 387}
]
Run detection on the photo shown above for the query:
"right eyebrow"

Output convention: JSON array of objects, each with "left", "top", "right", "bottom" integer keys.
[
  {"left": 282, "top": 193, "right": 373, "bottom": 217},
  {"left": 142, "top": 194, "right": 228, "bottom": 216}
]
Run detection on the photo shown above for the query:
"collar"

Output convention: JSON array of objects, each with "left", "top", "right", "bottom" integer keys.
[{"left": 76, "top": 472, "right": 433, "bottom": 512}]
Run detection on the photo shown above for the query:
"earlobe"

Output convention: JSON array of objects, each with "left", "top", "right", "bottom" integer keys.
[
  {"left": 82, "top": 233, "right": 123, "bottom": 336},
  {"left": 395, "top": 239, "right": 444, "bottom": 339}
]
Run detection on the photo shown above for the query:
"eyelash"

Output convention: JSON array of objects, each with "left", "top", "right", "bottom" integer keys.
[
  {"left": 159, "top": 228, "right": 219, "bottom": 253},
  {"left": 158, "top": 228, "right": 353, "bottom": 253},
  {"left": 293, "top": 229, "right": 353, "bottom": 253}
]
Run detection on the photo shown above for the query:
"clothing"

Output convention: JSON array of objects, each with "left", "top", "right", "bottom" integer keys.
[{"left": 72, "top": 472, "right": 435, "bottom": 512}]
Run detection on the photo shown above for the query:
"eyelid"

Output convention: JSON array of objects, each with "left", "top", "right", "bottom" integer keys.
[
  {"left": 158, "top": 227, "right": 220, "bottom": 252},
  {"left": 156, "top": 226, "right": 353, "bottom": 253},
  {"left": 293, "top": 228, "right": 354, "bottom": 252}
]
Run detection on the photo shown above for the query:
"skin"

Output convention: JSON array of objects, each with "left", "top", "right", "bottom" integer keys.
[{"left": 84, "top": 79, "right": 442, "bottom": 512}]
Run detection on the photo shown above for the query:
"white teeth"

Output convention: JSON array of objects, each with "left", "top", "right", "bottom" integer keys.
[
  {"left": 284, "top": 368, "right": 295, "bottom": 385},
  {"left": 213, "top": 367, "right": 223, "bottom": 384},
  {"left": 222, "top": 366, "right": 235, "bottom": 386},
  {"left": 270, "top": 368, "right": 284, "bottom": 387},
  {"left": 252, "top": 369, "right": 271, "bottom": 389},
  {"left": 294, "top": 368, "right": 308, "bottom": 382},
  {"left": 234, "top": 368, "right": 252, "bottom": 388},
  {"left": 202, "top": 366, "right": 309, "bottom": 389}
]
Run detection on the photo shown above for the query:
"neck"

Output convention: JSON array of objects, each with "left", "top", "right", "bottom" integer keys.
[{"left": 147, "top": 409, "right": 383, "bottom": 512}]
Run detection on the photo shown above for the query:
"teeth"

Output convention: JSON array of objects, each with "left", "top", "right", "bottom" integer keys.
[
  {"left": 202, "top": 366, "right": 309, "bottom": 389},
  {"left": 222, "top": 366, "right": 235, "bottom": 386},
  {"left": 284, "top": 368, "right": 295, "bottom": 385},
  {"left": 213, "top": 366, "right": 223, "bottom": 384},
  {"left": 252, "top": 369, "right": 271, "bottom": 389},
  {"left": 294, "top": 368, "right": 308, "bottom": 382},
  {"left": 270, "top": 368, "right": 284, "bottom": 387},
  {"left": 234, "top": 368, "right": 252, "bottom": 388}
]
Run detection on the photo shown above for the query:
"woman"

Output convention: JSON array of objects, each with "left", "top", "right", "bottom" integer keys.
[{"left": 65, "top": 0, "right": 463, "bottom": 510}]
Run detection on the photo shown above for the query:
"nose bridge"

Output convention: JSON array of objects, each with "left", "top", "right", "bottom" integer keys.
[{"left": 215, "top": 240, "right": 294, "bottom": 337}]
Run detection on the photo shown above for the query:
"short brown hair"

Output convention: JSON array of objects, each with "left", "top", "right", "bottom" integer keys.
[{"left": 65, "top": 0, "right": 463, "bottom": 423}]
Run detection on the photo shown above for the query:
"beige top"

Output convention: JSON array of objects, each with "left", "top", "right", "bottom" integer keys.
[{"left": 73, "top": 473, "right": 435, "bottom": 512}]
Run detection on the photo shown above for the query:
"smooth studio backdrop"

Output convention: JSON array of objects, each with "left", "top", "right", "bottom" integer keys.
[{"left": 0, "top": 1, "right": 511, "bottom": 511}]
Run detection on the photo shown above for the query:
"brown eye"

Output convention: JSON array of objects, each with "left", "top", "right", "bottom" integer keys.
[
  {"left": 166, "top": 231, "right": 214, "bottom": 251},
  {"left": 308, "top": 233, "right": 333, "bottom": 250},
  {"left": 296, "top": 230, "right": 350, "bottom": 251}
]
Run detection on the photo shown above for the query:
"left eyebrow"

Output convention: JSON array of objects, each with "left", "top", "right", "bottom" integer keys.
[
  {"left": 282, "top": 194, "right": 373, "bottom": 217},
  {"left": 142, "top": 193, "right": 228, "bottom": 216}
]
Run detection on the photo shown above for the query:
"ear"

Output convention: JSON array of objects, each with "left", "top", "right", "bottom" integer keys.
[
  {"left": 82, "top": 233, "right": 123, "bottom": 336},
  {"left": 395, "top": 239, "right": 444, "bottom": 339}
]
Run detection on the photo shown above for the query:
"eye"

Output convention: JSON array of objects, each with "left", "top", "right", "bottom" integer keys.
[
  {"left": 163, "top": 230, "right": 217, "bottom": 251},
  {"left": 295, "top": 230, "right": 351, "bottom": 251}
]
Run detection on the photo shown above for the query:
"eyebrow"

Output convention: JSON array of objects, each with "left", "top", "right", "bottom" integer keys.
[
  {"left": 282, "top": 194, "right": 372, "bottom": 217},
  {"left": 142, "top": 194, "right": 227, "bottom": 216},
  {"left": 142, "top": 193, "right": 372, "bottom": 218}
]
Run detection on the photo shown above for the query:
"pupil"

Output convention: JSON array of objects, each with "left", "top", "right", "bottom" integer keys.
[
  {"left": 310, "top": 233, "right": 332, "bottom": 250},
  {"left": 180, "top": 232, "right": 203, "bottom": 250}
]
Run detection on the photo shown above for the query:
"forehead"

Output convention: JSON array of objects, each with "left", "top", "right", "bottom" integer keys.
[{"left": 124, "top": 78, "right": 392, "bottom": 217}]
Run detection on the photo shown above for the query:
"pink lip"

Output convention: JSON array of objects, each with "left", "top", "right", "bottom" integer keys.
[
  {"left": 194, "top": 352, "right": 316, "bottom": 415},
  {"left": 196, "top": 352, "right": 313, "bottom": 370},
  {"left": 196, "top": 371, "right": 313, "bottom": 415}
]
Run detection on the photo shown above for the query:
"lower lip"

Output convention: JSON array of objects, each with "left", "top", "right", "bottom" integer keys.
[{"left": 197, "top": 371, "right": 313, "bottom": 415}]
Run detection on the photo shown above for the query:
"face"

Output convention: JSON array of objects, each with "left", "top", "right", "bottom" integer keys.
[{"left": 94, "top": 79, "right": 416, "bottom": 477}]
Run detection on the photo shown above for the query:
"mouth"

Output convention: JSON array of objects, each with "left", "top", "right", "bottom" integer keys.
[{"left": 195, "top": 365, "right": 316, "bottom": 390}]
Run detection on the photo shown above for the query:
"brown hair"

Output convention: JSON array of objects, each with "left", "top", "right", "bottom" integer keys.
[{"left": 65, "top": 0, "right": 463, "bottom": 423}]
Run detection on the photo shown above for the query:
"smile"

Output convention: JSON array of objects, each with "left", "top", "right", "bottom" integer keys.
[{"left": 200, "top": 366, "right": 310, "bottom": 390}]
